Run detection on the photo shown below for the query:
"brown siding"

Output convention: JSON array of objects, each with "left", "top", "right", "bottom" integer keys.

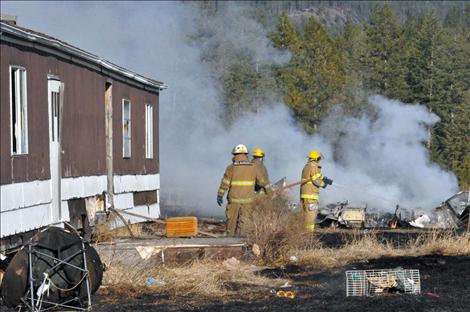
[
  {"left": 1, "top": 44, "right": 50, "bottom": 184},
  {"left": 56, "top": 58, "right": 107, "bottom": 178},
  {"left": 112, "top": 80, "right": 159, "bottom": 175},
  {"left": 1, "top": 42, "right": 160, "bottom": 185},
  {"left": 1, "top": 43, "right": 107, "bottom": 183}
]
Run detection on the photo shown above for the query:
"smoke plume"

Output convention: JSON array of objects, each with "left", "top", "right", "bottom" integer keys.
[{"left": 2, "top": 1, "right": 458, "bottom": 215}]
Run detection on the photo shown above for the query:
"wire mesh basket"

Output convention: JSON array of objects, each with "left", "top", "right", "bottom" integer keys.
[{"left": 346, "top": 269, "right": 421, "bottom": 297}]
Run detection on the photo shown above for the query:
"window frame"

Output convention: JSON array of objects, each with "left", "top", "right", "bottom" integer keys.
[
  {"left": 122, "top": 98, "right": 132, "bottom": 158},
  {"left": 145, "top": 103, "right": 153, "bottom": 159},
  {"left": 9, "top": 65, "right": 29, "bottom": 155}
]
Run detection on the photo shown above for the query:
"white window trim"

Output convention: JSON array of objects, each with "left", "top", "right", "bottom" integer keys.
[
  {"left": 122, "top": 98, "right": 131, "bottom": 158},
  {"left": 9, "top": 65, "right": 28, "bottom": 155},
  {"left": 145, "top": 103, "right": 153, "bottom": 159}
]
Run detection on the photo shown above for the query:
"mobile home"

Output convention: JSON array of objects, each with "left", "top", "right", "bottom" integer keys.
[{"left": 0, "top": 19, "right": 166, "bottom": 251}]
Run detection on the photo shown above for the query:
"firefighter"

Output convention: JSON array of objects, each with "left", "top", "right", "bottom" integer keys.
[
  {"left": 251, "top": 147, "right": 270, "bottom": 194},
  {"left": 217, "top": 144, "right": 269, "bottom": 235},
  {"left": 300, "top": 150, "right": 333, "bottom": 231}
]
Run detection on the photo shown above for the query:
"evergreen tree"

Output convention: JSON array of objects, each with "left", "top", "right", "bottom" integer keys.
[
  {"left": 364, "top": 4, "right": 408, "bottom": 100},
  {"left": 273, "top": 15, "right": 345, "bottom": 133},
  {"left": 405, "top": 11, "right": 446, "bottom": 108},
  {"left": 337, "top": 21, "right": 368, "bottom": 115}
]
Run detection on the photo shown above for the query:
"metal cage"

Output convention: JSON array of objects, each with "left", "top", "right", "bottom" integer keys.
[{"left": 346, "top": 269, "right": 421, "bottom": 297}]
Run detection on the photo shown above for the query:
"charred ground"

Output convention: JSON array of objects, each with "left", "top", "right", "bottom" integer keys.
[{"left": 93, "top": 254, "right": 470, "bottom": 312}]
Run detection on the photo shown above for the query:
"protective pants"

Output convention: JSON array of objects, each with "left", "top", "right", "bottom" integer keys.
[
  {"left": 225, "top": 203, "right": 250, "bottom": 236},
  {"left": 301, "top": 199, "right": 319, "bottom": 232}
]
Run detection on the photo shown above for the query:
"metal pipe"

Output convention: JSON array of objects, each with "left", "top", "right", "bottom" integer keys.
[
  {"left": 81, "top": 240, "right": 92, "bottom": 310},
  {"left": 28, "top": 244, "right": 34, "bottom": 312}
]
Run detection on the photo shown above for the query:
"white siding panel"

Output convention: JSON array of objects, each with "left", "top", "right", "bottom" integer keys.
[
  {"left": 0, "top": 180, "right": 51, "bottom": 212},
  {"left": 114, "top": 173, "right": 160, "bottom": 194},
  {"left": 61, "top": 175, "right": 107, "bottom": 199},
  {"left": 1, "top": 203, "right": 51, "bottom": 237},
  {"left": 114, "top": 193, "right": 134, "bottom": 209},
  {"left": 1, "top": 174, "right": 160, "bottom": 238}
]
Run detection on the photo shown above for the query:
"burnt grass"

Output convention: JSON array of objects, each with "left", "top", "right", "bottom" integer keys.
[{"left": 93, "top": 254, "right": 470, "bottom": 312}]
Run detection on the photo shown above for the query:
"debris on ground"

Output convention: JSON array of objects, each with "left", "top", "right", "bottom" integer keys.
[
  {"left": 425, "top": 292, "right": 440, "bottom": 299},
  {"left": 316, "top": 201, "right": 366, "bottom": 228},
  {"left": 289, "top": 255, "right": 299, "bottom": 262},
  {"left": 275, "top": 290, "right": 296, "bottom": 299},
  {"left": 252, "top": 244, "right": 261, "bottom": 257},
  {"left": 145, "top": 277, "right": 167, "bottom": 287},
  {"left": 223, "top": 257, "right": 241, "bottom": 271},
  {"left": 135, "top": 246, "right": 162, "bottom": 260},
  {"left": 409, "top": 214, "right": 431, "bottom": 228}
]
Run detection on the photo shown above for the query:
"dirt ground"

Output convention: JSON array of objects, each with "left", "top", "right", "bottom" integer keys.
[{"left": 93, "top": 254, "right": 470, "bottom": 312}]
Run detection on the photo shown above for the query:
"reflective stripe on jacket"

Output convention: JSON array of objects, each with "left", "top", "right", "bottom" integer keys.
[
  {"left": 218, "top": 154, "right": 267, "bottom": 204},
  {"left": 300, "top": 160, "right": 324, "bottom": 200}
]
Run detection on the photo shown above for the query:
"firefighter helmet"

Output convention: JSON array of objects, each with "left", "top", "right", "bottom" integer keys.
[
  {"left": 232, "top": 144, "right": 248, "bottom": 155},
  {"left": 308, "top": 150, "right": 321, "bottom": 160},
  {"left": 252, "top": 147, "right": 265, "bottom": 158}
]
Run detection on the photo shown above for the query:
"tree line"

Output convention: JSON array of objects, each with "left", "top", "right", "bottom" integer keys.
[{"left": 198, "top": 3, "right": 470, "bottom": 189}]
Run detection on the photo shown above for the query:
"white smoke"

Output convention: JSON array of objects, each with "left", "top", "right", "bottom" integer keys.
[{"left": 2, "top": 1, "right": 458, "bottom": 215}]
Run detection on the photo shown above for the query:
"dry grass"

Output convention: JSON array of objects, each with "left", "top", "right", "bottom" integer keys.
[
  {"left": 291, "top": 231, "right": 470, "bottom": 269},
  {"left": 243, "top": 195, "right": 318, "bottom": 265},
  {"left": 103, "top": 259, "right": 288, "bottom": 298},
  {"left": 244, "top": 196, "right": 470, "bottom": 268}
]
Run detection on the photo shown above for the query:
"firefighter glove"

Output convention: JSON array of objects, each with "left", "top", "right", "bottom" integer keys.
[
  {"left": 217, "top": 195, "right": 223, "bottom": 206},
  {"left": 322, "top": 177, "right": 333, "bottom": 188}
]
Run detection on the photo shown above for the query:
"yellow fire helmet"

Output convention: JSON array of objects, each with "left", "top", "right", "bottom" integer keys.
[
  {"left": 308, "top": 150, "right": 322, "bottom": 161},
  {"left": 252, "top": 147, "right": 265, "bottom": 158},
  {"left": 232, "top": 144, "right": 248, "bottom": 155}
]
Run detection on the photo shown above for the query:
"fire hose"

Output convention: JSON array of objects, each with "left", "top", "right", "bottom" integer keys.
[{"left": 275, "top": 176, "right": 334, "bottom": 193}]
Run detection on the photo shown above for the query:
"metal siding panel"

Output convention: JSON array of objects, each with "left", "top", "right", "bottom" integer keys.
[
  {"left": 1, "top": 43, "right": 160, "bottom": 201},
  {"left": 0, "top": 44, "right": 50, "bottom": 184},
  {"left": 61, "top": 175, "right": 107, "bottom": 200},
  {"left": 114, "top": 192, "right": 134, "bottom": 209},
  {"left": 112, "top": 81, "right": 159, "bottom": 175},
  {"left": 113, "top": 173, "right": 160, "bottom": 194},
  {"left": 59, "top": 59, "right": 107, "bottom": 178},
  {"left": 0, "top": 180, "right": 52, "bottom": 212},
  {"left": 1, "top": 203, "right": 51, "bottom": 237}
]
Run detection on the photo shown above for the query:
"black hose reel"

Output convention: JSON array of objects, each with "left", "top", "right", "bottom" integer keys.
[{"left": 1, "top": 226, "right": 103, "bottom": 311}]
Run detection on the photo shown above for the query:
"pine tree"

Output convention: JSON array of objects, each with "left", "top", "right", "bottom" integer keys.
[
  {"left": 337, "top": 21, "right": 368, "bottom": 115},
  {"left": 271, "top": 12, "right": 302, "bottom": 52},
  {"left": 364, "top": 4, "right": 408, "bottom": 100},
  {"left": 405, "top": 11, "right": 446, "bottom": 108},
  {"left": 405, "top": 10, "right": 470, "bottom": 188},
  {"left": 273, "top": 15, "right": 346, "bottom": 133}
]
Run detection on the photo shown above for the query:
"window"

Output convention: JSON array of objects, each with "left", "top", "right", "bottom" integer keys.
[
  {"left": 10, "top": 66, "right": 28, "bottom": 155},
  {"left": 122, "top": 99, "right": 131, "bottom": 158},
  {"left": 145, "top": 103, "right": 153, "bottom": 159}
]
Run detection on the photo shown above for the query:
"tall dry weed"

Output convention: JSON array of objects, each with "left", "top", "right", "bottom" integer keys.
[
  {"left": 243, "top": 195, "right": 318, "bottom": 264},
  {"left": 292, "top": 231, "right": 470, "bottom": 269}
]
